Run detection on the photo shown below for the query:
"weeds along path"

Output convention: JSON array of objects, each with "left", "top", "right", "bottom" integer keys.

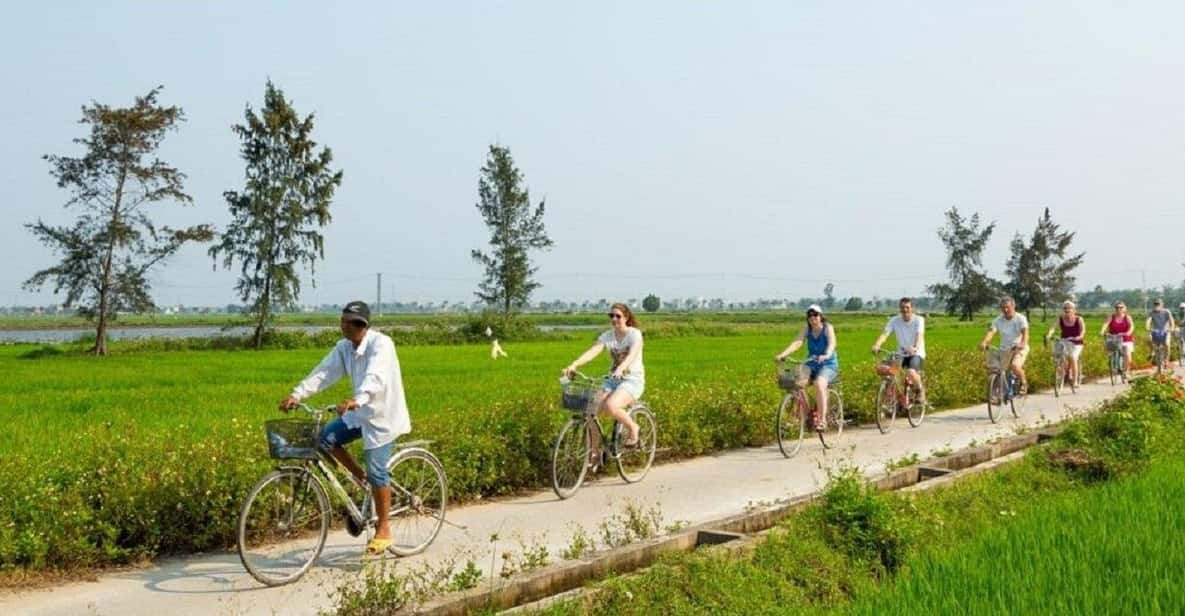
[{"left": 1, "top": 371, "right": 1160, "bottom": 616}]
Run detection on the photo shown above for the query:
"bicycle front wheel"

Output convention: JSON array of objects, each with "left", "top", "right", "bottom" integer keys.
[
  {"left": 875, "top": 380, "right": 897, "bottom": 434},
  {"left": 1109, "top": 352, "right": 1119, "bottom": 386},
  {"left": 776, "top": 392, "right": 807, "bottom": 458},
  {"left": 616, "top": 405, "right": 657, "bottom": 483},
  {"left": 552, "top": 418, "right": 591, "bottom": 499},
  {"left": 817, "top": 389, "right": 844, "bottom": 449},
  {"left": 987, "top": 373, "right": 1003, "bottom": 423},
  {"left": 238, "top": 467, "right": 330, "bottom": 587},
  {"left": 907, "top": 379, "right": 926, "bottom": 427},
  {"left": 1052, "top": 359, "right": 1063, "bottom": 398},
  {"left": 387, "top": 449, "right": 447, "bottom": 557}
]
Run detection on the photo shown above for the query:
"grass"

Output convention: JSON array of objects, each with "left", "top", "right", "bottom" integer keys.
[
  {"left": 535, "top": 374, "right": 1185, "bottom": 616},
  {"left": 0, "top": 313, "right": 1155, "bottom": 576}
]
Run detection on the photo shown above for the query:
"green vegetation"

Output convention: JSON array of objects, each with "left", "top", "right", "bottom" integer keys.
[
  {"left": 538, "top": 374, "right": 1185, "bottom": 615},
  {"left": 0, "top": 315, "right": 1154, "bottom": 578}
]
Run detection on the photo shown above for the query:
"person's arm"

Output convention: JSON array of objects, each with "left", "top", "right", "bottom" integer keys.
[
  {"left": 1017, "top": 322, "right": 1029, "bottom": 349},
  {"left": 612, "top": 331, "right": 644, "bottom": 378},
  {"left": 913, "top": 319, "right": 925, "bottom": 355},
  {"left": 872, "top": 319, "right": 892, "bottom": 352},
  {"left": 821, "top": 324, "right": 837, "bottom": 362},
  {"left": 283, "top": 346, "right": 346, "bottom": 409},
  {"left": 775, "top": 327, "right": 808, "bottom": 360},
  {"left": 979, "top": 323, "right": 997, "bottom": 350},
  {"left": 565, "top": 342, "right": 606, "bottom": 375},
  {"left": 1125, "top": 316, "right": 1135, "bottom": 336},
  {"left": 1074, "top": 317, "right": 1085, "bottom": 343},
  {"left": 1145, "top": 316, "right": 1153, "bottom": 332}
]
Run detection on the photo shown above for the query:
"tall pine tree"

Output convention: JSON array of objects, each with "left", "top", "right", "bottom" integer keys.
[
  {"left": 209, "top": 81, "right": 342, "bottom": 348},
  {"left": 471, "top": 145, "right": 552, "bottom": 314},
  {"left": 24, "top": 87, "right": 212, "bottom": 355}
]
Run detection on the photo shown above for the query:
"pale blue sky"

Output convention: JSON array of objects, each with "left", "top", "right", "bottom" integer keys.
[{"left": 3, "top": 2, "right": 1183, "bottom": 307}]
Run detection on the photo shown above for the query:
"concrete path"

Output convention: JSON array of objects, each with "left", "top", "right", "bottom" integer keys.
[{"left": 3, "top": 371, "right": 1155, "bottom": 616}]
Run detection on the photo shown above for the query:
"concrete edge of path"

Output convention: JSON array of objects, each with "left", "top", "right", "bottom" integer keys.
[{"left": 412, "top": 421, "right": 1070, "bottom": 616}]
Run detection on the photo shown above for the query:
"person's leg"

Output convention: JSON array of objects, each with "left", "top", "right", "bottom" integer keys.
[
  {"left": 320, "top": 418, "right": 366, "bottom": 485},
  {"left": 1011, "top": 349, "right": 1028, "bottom": 393},
  {"left": 602, "top": 387, "right": 640, "bottom": 444},
  {"left": 1123, "top": 343, "right": 1133, "bottom": 373},
  {"left": 364, "top": 442, "right": 394, "bottom": 542},
  {"left": 813, "top": 374, "right": 829, "bottom": 429}
]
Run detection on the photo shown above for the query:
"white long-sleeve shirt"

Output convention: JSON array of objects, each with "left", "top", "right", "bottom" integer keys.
[{"left": 290, "top": 329, "right": 411, "bottom": 450}]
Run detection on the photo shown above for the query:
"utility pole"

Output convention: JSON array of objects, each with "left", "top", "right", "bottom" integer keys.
[{"left": 376, "top": 273, "right": 383, "bottom": 318}]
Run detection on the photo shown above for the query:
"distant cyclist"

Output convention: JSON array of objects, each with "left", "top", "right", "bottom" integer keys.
[
  {"left": 872, "top": 297, "right": 925, "bottom": 402},
  {"left": 979, "top": 296, "right": 1029, "bottom": 395},
  {"left": 1101, "top": 301, "right": 1135, "bottom": 375},
  {"left": 1146, "top": 298, "right": 1176, "bottom": 371},
  {"left": 1044, "top": 300, "right": 1085, "bottom": 386}
]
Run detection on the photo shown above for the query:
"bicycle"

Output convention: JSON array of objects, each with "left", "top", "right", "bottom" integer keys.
[
  {"left": 985, "top": 348, "right": 1027, "bottom": 423},
  {"left": 1105, "top": 334, "right": 1127, "bottom": 385},
  {"left": 872, "top": 350, "right": 926, "bottom": 434},
  {"left": 774, "top": 358, "right": 844, "bottom": 457},
  {"left": 1046, "top": 338, "right": 1078, "bottom": 397},
  {"left": 238, "top": 404, "right": 447, "bottom": 587},
  {"left": 551, "top": 372, "right": 657, "bottom": 499},
  {"left": 1150, "top": 331, "right": 1170, "bottom": 374},
  {"left": 1176, "top": 327, "right": 1185, "bottom": 368}
]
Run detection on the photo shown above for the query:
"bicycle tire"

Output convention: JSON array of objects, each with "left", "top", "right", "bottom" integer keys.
[
  {"left": 238, "top": 467, "right": 330, "bottom": 587},
  {"left": 616, "top": 405, "right": 657, "bottom": 483},
  {"left": 1109, "top": 351, "right": 1119, "bottom": 386},
  {"left": 1052, "top": 357, "right": 1063, "bottom": 398},
  {"left": 874, "top": 380, "right": 897, "bottom": 434},
  {"left": 776, "top": 392, "right": 807, "bottom": 458},
  {"left": 817, "top": 389, "right": 843, "bottom": 449},
  {"left": 386, "top": 449, "right": 447, "bottom": 556},
  {"left": 907, "top": 378, "right": 926, "bottom": 427},
  {"left": 551, "top": 418, "right": 591, "bottom": 499},
  {"left": 987, "top": 372, "right": 1003, "bottom": 423},
  {"left": 1009, "top": 375, "right": 1026, "bottom": 417}
]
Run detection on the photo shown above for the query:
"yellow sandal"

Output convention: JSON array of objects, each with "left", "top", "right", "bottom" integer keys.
[{"left": 365, "top": 537, "right": 392, "bottom": 555}]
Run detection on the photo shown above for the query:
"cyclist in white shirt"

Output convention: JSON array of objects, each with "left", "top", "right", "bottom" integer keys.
[
  {"left": 872, "top": 297, "right": 925, "bottom": 398},
  {"left": 280, "top": 301, "right": 411, "bottom": 555},
  {"left": 979, "top": 296, "right": 1030, "bottom": 395}
]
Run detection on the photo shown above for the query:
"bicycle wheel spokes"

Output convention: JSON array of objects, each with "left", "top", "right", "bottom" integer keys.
[
  {"left": 875, "top": 380, "right": 897, "bottom": 434},
  {"left": 1052, "top": 359, "right": 1063, "bottom": 398},
  {"left": 776, "top": 392, "right": 807, "bottom": 458},
  {"left": 616, "top": 406, "right": 657, "bottom": 483},
  {"left": 238, "top": 468, "right": 329, "bottom": 587},
  {"left": 387, "top": 450, "right": 447, "bottom": 556},
  {"left": 552, "top": 418, "right": 591, "bottom": 499}
]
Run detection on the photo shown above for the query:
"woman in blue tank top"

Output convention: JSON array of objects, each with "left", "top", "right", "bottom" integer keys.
[{"left": 774, "top": 304, "right": 840, "bottom": 431}]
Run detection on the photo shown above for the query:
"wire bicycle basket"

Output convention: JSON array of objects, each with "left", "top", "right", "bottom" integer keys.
[
  {"left": 560, "top": 377, "right": 599, "bottom": 414},
  {"left": 264, "top": 418, "right": 323, "bottom": 460},
  {"left": 777, "top": 362, "right": 811, "bottom": 391}
]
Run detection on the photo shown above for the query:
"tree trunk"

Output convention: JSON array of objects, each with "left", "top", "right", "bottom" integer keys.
[
  {"left": 94, "top": 166, "right": 128, "bottom": 356},
  {"left": 253, "top": 274, "right": 271, "bottom": 349}
]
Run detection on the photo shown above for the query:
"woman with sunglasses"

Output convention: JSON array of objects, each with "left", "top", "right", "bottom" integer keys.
[
  {"left": 774, "top": 304, "right": 839, "bottom": 431},
  {"left": 562, "top": 303, "right": 644, "bottom": 446},
  {"left": 1101, "top": 301, "right": 1134, "bottom": 375}
]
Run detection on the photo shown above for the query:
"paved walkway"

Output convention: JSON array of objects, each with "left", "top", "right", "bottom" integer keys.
[{"left": 3, "top": 372, "right": 1152, "bottom": 616}]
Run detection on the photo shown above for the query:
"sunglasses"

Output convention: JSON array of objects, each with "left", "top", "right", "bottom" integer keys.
[
  {"left": 608, "top": 313, "right": 624, "bottom": 320},
  {"left": 806, "top": 311, "right": 820, "bottom": 318}
]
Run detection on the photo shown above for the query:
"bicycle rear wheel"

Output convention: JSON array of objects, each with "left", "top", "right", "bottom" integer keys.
[
  {"left": 552, "top": 418, "right": 591, "bottom": 499},
  {"left": 817, "top": 389, "right": 844, "bottom": 449},
  {"left": 238, "top": 467, "right": 330, "bottom": 587},
  {"left": 987, "top": 373, "right": 1004, "bottom": 423},
  {"left": 874, "top": 380, "right": 897, "bottom": 434},
  {"left": 387, "top": 449, "right": 447, "bottom": 556},
  {"left": 776, "top": 392, "right": 807, "bottom": 458},
  {"left": 1009, "top": 375, "right": 1026, "bottom": 417},
  {"left": 616, "top": 405, "right": 657, "bottom": 483}
]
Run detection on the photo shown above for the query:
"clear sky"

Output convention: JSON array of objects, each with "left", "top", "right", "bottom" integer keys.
[{"left": 3, "top": 1, "right": 1183, "bottom": 308}]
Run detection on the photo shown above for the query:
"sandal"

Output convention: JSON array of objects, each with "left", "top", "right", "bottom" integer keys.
[{"left": 365, "top": 537, "right": 392, "bottom": 555}]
